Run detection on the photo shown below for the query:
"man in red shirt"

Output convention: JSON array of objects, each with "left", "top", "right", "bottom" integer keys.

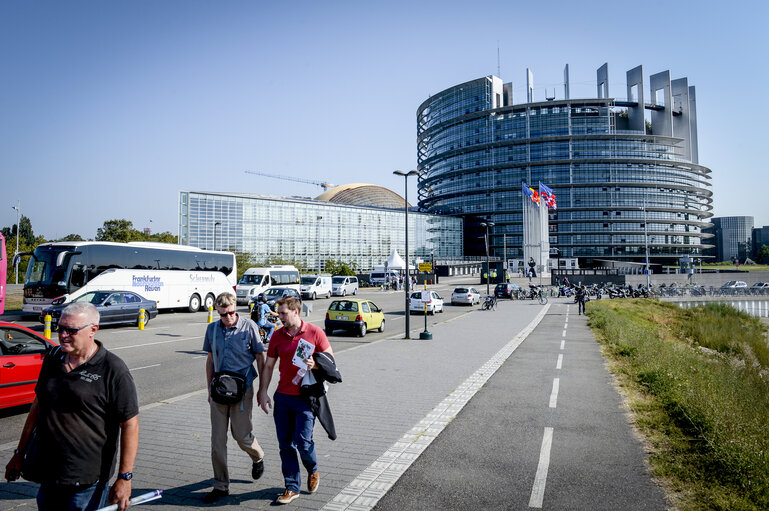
[{"left": 258, "top": 296, "right": 333, "bottom": 505}]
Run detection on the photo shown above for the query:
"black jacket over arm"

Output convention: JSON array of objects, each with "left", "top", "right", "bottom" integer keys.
[{"left": 300, "top": 352, "right": 342, "bottom": 440}]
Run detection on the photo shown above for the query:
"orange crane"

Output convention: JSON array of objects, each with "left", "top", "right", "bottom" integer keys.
[{"left": 244, "top": 170, "right": 335, "bottom": 191}]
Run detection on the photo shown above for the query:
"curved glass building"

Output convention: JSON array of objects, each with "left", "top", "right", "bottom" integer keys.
[{"left": 417, "top": 64, "right": 713, "bottom": 268}]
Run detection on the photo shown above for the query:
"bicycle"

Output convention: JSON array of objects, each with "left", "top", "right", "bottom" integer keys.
[
  {"left": 537, "top": 287, "right": 548, "bottom": 305},
  {"left": 482, "top": 295, "right": 497, "bottom": 310}
]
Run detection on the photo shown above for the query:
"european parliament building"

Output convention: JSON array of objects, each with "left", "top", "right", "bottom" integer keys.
[
  {"left": 178, "top": 186, "right": 463, "bottom": 271},
  {"left": 417, "top": 64, "right": 714, "bottom": 268}
]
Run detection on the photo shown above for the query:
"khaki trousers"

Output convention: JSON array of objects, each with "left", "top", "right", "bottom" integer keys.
[{"left": 209, "top": 385, "right": 265, "bottom": 491}]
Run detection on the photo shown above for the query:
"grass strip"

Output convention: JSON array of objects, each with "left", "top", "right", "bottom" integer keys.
[{"left": 587, "top": 299, "right": 769, "bottom": 511}]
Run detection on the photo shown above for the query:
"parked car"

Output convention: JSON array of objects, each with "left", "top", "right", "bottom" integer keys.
[
  {"left": 40, "top": 291, "right": 158, "bottom": 328},
  {"left": 0, "top": 322, "right": 57, "bottom": 409},
  {"left": 494, "top": 283, "right": 521, "bottom": 299},
  {"left": 409, "top": 290, "right": 444, "bottom": 314},
  {"left": 720, "top": 281, "right": 747, "bottom": 289},
  {"left": 331, "top": 276, "right": 359, "bottom": 296},
  {"left": 324, "top": 298, "right": 384, "bottom": 337},
  {"left": 254, "top": 287, "right": 302, "bottom": 311},
  {"left": 451, "top": 287, "right": 481, "bottom": 305},
  {"left": 300, "top": 274, "right": 332, "bottom": 300},
  {"left": 750, "top": 282, "right": 769, "bottom": 289}
]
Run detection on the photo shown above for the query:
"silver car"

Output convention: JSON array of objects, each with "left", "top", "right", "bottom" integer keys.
[{"left": 451, "top": 287, "right": 481, "bottom": 305}]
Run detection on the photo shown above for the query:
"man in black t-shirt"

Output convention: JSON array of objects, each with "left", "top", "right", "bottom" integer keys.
[{"left": 4, "top": 302, "right": 139, "bottom": 511}]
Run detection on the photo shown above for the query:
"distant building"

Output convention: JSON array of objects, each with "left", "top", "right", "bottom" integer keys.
[
  {"left": 417, "top": 63, "right": 713, "bottom": 269},
  {"left": 752, "top": 225, "right": 769, "bottom": 259},
  {"left": 178, "top": 187, "right": 463, "bottom": 271},
  {"left": 709, "top": 216, "right": 754, "bottom": 262}
]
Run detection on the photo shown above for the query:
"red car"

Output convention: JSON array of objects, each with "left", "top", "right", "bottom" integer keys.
[{"left": 0, "top": 322, "right": 57, "bottom": 409}]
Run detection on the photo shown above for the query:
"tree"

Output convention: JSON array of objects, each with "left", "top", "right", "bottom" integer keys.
[
  {"left": 324, "top": 258, "right": 357, "bottom": 276},
  {"left": 56, "top": 234, "right": 85, "bottom": 242},
  {"left": 757, "top": 244, "right": 769, "bottom": 264},
  {"left": 234, "top": 251, "right": 256, "bottom": 280},
  {"left": 96, "top": 219, "right": 142, "bottom": 243}
]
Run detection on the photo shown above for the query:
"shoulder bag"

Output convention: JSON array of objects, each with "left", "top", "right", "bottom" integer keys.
[{"left": 209, "top": 326, "right": 246, "bottom": 405}]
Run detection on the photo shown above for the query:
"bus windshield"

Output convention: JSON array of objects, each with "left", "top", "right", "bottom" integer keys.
[
  {"left": 25, "top": 245, "right": 75, "bottom": 287},
  {"left": 239, "top": 274, "right": 265, "bottom": 285}
]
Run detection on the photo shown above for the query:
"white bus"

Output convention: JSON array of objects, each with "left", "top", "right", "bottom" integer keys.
[
  {"left": 235, "top": 265, "right": 300, "bottom": 305},
  {"left": 20, "top": 241, "right": 236, "bottom": 314}
]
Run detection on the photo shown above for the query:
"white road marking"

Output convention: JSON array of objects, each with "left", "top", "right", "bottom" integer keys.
[
  {"left": 556, "top": 354, "right": 563, "bottom": 370},
  {"left": 130, "top": 364, "right": 161, "bottom": 371},
  {"left": 109, "top": 336, "right": 202, "bottom": 350},
  {"left": 560, "top": 339, "right": 565, "bottom": 350},
  {"left": 562, "top": 329, "right": 566, "bottom": 337},
  {"left": 529, "top": 427, "right": 554, "bottom": 508},
  {"left": 549, "top": 378, "right": 560, "bottom": 408}
]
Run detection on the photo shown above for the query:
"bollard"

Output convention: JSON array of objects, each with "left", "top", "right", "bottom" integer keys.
[
  {"left": 44, "top": 314, "right": 52, "bottom": 340},
  {"left": 138, "top": 309, "right": 145, "bottom": 330},
  {"left": 207, "top": 306, "right": 214, "bottom": 323}
]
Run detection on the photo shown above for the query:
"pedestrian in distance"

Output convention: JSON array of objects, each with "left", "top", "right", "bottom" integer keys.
[
  {"left": 203, "top": 292, "right": 267, "bottom": 504},
  {"left": 576, "top": 284, "right": 586, "bottom": 315},
  {"left": 258, "top": 296, "right": 334, "bottom": 505},
  {"left": 252, "top": 294, "right": 277, "bottom": 343},
  {"left": 4, "top": 302, "right": 139, "bottom": 511}
]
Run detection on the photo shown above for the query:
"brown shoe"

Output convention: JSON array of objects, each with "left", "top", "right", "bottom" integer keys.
[
  {"left": 276, "top": 489, "right": 300, "bottom": 505},
  {"left": 308, "top": 470, "right": 319, "bottom": 493}
]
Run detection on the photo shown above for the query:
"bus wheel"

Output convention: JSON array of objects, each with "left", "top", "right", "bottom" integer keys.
[
  {"left": 204, "top": 293, "right": 215, "bottom": 310},
  {"left": 188, "top": 294, "right": 201, "bottom": 313}
]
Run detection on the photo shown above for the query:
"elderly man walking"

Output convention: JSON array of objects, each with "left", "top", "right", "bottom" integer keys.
[
  {"left": 4, "top": 302, "right": 139, "bottom": 511},
  {"left": 202, "top": 292, "right": 267, "bottom": 504}
]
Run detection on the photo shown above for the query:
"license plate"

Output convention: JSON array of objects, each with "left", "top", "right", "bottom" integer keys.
[
  {"left": 336, "top": 315, "right": 348, "bottom": 320},
  {"left": 32, "top": 306, "right": 42, "bottom": 312}
]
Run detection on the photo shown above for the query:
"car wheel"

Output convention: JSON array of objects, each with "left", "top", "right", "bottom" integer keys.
[
  {"left": 188, "top": 294, "right": 201, "bottom": 313},
  {"left": 204, "top": 293, "right": 215, "bottom": 310},
  {"left": 312, "top": 292, "right": 316, "bottom": 300},
  {"left": 137, "top": 311, "right": 150, "bottom": 326},
  {"left": 378, "top": 319, "right": 385, "bottom": 332},
  {"left": 358, "top": 323, "right": 367, "bottom": 337},
  {"left": 353, "top": 288, "right": 357, "bottom": 295},
  {"left": 342, "top": 290, "right": 347, "bottom": 296},
  {"left": 327, "top": 291, "right": 331, "bottom": 299}
]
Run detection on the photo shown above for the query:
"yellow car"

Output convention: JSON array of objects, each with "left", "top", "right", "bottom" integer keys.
[{"left": 324, "top": 299, "right": 385, "bottom": 337}]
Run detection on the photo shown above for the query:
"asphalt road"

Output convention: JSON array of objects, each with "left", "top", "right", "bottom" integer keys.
[{"left": 0, "top": 281, "right": 482, "bottom": 446}]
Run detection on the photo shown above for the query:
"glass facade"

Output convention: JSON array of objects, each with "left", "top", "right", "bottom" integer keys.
[
  {"left": 178, "top": 191, "right": 463, "bottom": 271},
  {"left": 417, "top": 74, "right": 714, "bottom": 266},
  {"left": 709, "top": 216, "right": 754, "bottom": 262}
]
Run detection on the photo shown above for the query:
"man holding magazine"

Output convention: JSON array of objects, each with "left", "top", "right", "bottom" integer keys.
[{"left": 257, "top": 296, "right": 333, "bottom": 505}]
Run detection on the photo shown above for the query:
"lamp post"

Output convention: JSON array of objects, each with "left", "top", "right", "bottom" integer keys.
[
  {"left": 11, "top": 201, "right": 20, "bottom": 284},
  {"left": 394, "top": 169, "right": 419, "bottom": 339},
  {"left": 316, "top": 215, "right": 323, "bottom": 274},
  {"left": 642, "top": 205, "right": 650, "bottom": 289},
  {"left": 480, "top": 221, "right": 495, "bottom": 295},
  {"left": 213, "top": 221, "right": 221, "bottom": 251}
]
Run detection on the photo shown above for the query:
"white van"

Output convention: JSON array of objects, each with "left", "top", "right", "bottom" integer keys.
[
  {"left": 369, "top": 269, "right": 400, "bottom": 286},
  {"left": 236, "top": 265, "right": 300, "bottom": 305},
  {"left": 300, "top": 274, "right": 332, "bottom": 300},
  {"left": 331, "top": 275, "right": 359, "bottom": 296}
]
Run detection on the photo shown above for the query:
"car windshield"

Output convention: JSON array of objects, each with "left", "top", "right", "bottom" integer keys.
[
  {"left": 454, "top": 288, "right": 468, "bottom": 293},
  {"left": 329, "top": 301, "right": 358, "bottom": 312},
  {"left": 332, "top": 277, "right": 346, "bottom": 284},
  {"left": 265, "top": 288, "right": 283, "bottom": 297},
  {"left": 73, "top": 291, "right": 112, "bottom": 304},
  {"left": 301, "top": 277, "right": 317, "bottom": 285},
  {"left": 239, "top": 274, "right": 265, "bottom": 285},
  {"left": 410, "top": 292, "right": 422, "bottom": 299}
]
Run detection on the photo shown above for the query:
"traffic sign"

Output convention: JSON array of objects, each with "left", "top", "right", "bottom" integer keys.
[{"left": 418, "top": 263, "right": 432, "bottom": 272}]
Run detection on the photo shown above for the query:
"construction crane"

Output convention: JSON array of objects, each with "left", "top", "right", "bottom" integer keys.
[{"left": 244, "top": 170, "right": 335, "bottom": 191}]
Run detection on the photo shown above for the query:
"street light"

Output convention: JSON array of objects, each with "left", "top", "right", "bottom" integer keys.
[
  {"left": 213, "top": 222, "right": 221, "bottom": 251},
  {"left": 11, "top": 201, "right": 20, "bottom": 284},
  {"left": 316, "top": 216, "right": 323, "bottom": 274},
  {"left": 393, "top": 169, "right": 419, "bottom": 339},
  {"left": 480, "top": 221, "right": 495, "bottom": 295},
  {"left": 642, "top": 205, "right": 650, "bottom": 289}
]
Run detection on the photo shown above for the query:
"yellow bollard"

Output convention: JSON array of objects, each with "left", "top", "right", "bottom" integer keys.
[
  {"left": 138, "top": 309, "right": 145, "bottom": 330},
  {"left": 207, "top": 306, "right": 214, "bottom": 323},
  {"left": 44, "top": 315, "right": 52, "bottom": 340}
]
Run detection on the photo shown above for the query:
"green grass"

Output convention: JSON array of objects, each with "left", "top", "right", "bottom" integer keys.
[
  {"left": 3, "top": 293, "right": 23, "bottom": 312},
  {"left": 587, "top": 299, "right": 769, "bottom": 510},
  {"left": 700, "top": 263, "right": 769, "bottom": 271}
]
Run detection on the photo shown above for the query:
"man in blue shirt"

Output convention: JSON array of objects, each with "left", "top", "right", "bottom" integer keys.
[
  {"left": 252, "top": 295, "right": 277, "bottom": 343},
  {"left": 202, "top": 292, "right": 266, "bottom": 504}
]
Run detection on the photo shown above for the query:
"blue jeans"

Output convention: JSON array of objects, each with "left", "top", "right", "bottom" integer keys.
[
  {"left": 259, "top": 321, "right": 276, "bottom": 342},
  {"left": 273, "top": 392, "right": 318, "bottom": 492},
  {"left": 37, "top": 481, "right": 108, "bottom": 511}
]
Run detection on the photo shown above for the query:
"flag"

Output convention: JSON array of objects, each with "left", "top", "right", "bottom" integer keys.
[
  {"left": 522, "top": 183, "right": 539, "bottom": 204},
  {"left": 539, "top": 182, "right": 557, "bottom": 210}
]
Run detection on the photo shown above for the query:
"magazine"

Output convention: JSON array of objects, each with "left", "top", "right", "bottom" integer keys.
[{"left": 292, "top": 339, "right": 315, "bottom": 370}]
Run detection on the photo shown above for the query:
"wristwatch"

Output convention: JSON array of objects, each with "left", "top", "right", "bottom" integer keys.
[{"left": 118, "top": 472, "right": 133, "bottom": 481}]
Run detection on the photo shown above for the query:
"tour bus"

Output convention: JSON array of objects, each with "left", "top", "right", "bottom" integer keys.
[
  {"left": 235, "top": 265, "right": 300, "bottom": 305},
  {"left": 0, "top": 233, "right": 6, "bottom": 315},
  {"left": 19, "top": 241, "right": 236, "bottom": 314}
]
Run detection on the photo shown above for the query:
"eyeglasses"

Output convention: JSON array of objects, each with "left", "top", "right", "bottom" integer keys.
[
  {"left": 219, "top": 310, "right": 237, "bottom": 318},
  {"left": 57, "top": 323, "right": 93, "bottom": 336}
]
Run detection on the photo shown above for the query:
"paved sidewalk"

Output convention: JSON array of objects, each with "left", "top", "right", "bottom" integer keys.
[{"left": 0, "top": 298, "right": 665, "bottom": 510}]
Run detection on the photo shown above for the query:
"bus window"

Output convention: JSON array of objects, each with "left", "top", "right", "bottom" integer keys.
[{"left": 70, "top": 264, "right": 86, "bottom": 289}]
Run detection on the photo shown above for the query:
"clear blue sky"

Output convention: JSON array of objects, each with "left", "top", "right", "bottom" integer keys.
[{"left": 2, "top": 0, "right": 767, "bottom": 240}]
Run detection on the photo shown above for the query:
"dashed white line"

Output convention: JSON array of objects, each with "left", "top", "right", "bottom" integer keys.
[
  {"left": 562, "top": 329, "right": 566, "bottom": 337},
  {"left": 130, "top": 364, "right": 161, "bottom": 372},
  {"left": 529, "top": 427, "right": 554, "bottom": 508},
  {"left": 549, "top": 378, "right": 560, "bottom": 408},
  {"left": 556, "top": 354, "right": 563, "bottom": 370},
  {"left": 560, "top": 340, "right": 565, "bottom": 350}
]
